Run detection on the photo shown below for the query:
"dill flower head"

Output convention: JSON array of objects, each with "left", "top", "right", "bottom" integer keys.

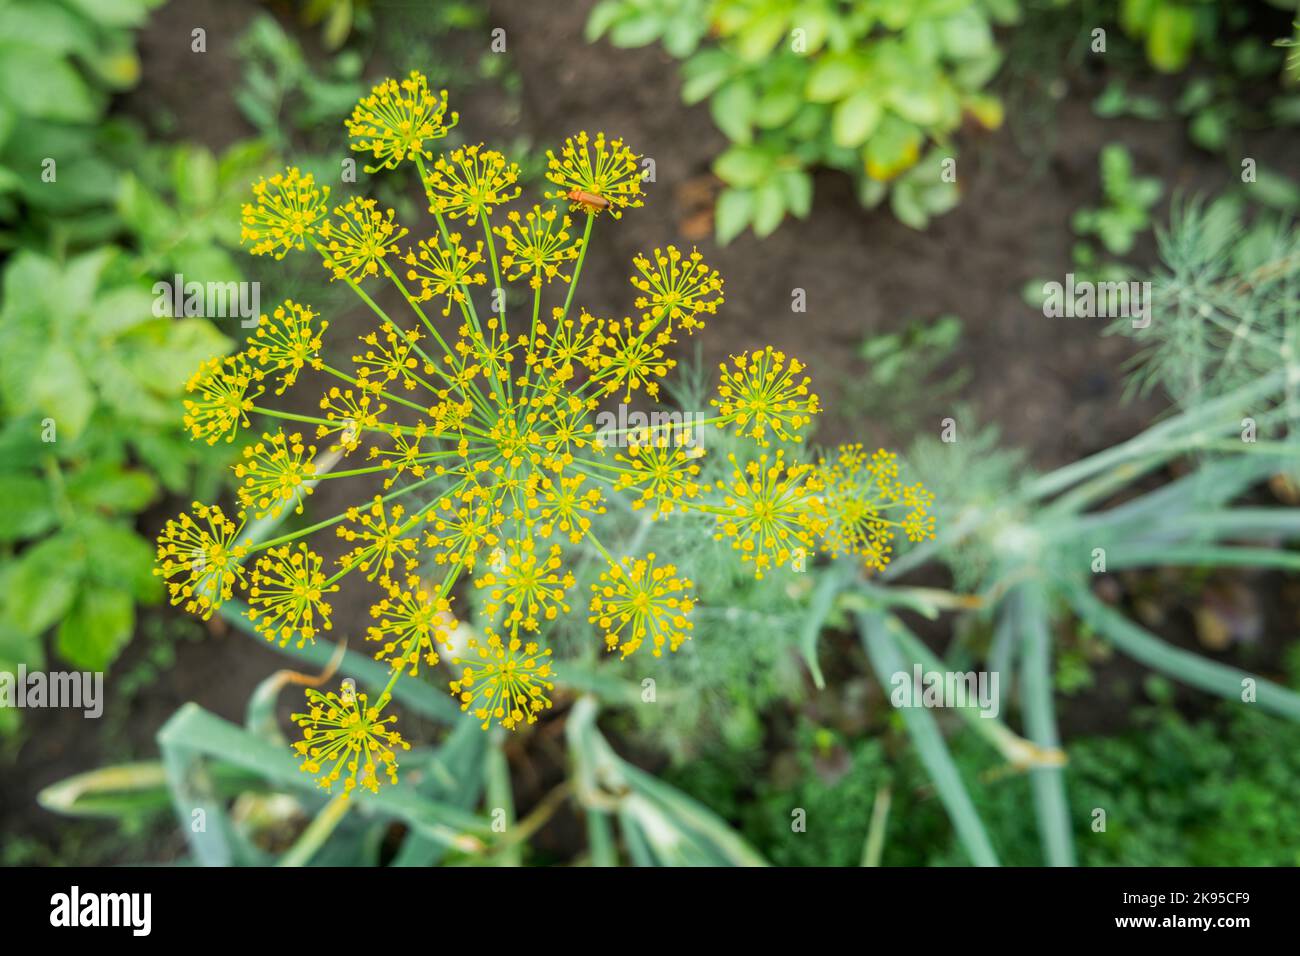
[
  {"left": 590, "top": 552, "right": 695, "bottom": 658},
  {"left": 235, "top": 430, "right": 317, "bottom": 519},
  {"left": 815, "top": 445, "right": 936, "bottom": 573},
  {"left": 423, "top": 490, "right": 499, "bottom": 571},
  {"left": 613, "top": 428, "right": 703, "bottom": 515},
  {"left": 317, "top": 386, "right": 385, "bottom": 454},
  {"left": 901, "top": 481, "right": 937, "bottom": 543},
  {"left": 346, "top": 70, "right": 458, "bottom": 171},
  {"left": 247, "top": 544, "right": 337, "bottom": 648},
  {"left": 475, "top": 538, "right": 574, "bottom": 636},
  {"left": 246, "top": 300, "right": 326, "bottom": 395},
  {"left": 546, "top": 131, "right": 645, "bottom": 218},
  {"left": 712, "top": 346, "right": 819, "bottom": 447},
  {"left": 157, "top": 82, "right": 938, "bottom": 746},
  {"left": 320, "top": 198, "right": 408, "bottom": 282},
  {"left": 631, "top": 245, "right": 723, "bottom": 334},
  {"left": 354, "top": 327, "right": 428, "bottom": 392},
  {"left": 182, "top": 353, "right": 264, "bottom": 445},
  {"left": 367, "top": 575, "right": 454, "bottom": 676},
  {"left": 154, "top": 502, "right": 248, "bottom": 619},
  {"left": 496, "top": 206, "right": 584, "bottom": 289},
  {"left": 589, "top": 316, "right": 676, "bottom": 401},
  {"left": 337, "top": 496, "right": 418, "bottom": 582},
  {"left": 449, "top": 629, "right": 555, "bottom": 731},
  {"left": 240, "top": 167, "right": 328, "bottom": 259},
  {"left": 536, "top": 473, "right": 605, "bottom": 541},
  {"left": 424, "top": 143, "right": 520, "bottom": 223},
  {"left": 714, "top": 450, "right": 826, "bottom": 579},
  {"left": 292, "top": 686, "right": 409, "bottom": 796},
  {"left": 404, "top": 233, "right": 487, "bottom": 315}
]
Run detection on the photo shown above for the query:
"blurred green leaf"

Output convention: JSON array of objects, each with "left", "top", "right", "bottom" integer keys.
[{"left": 57, "top": 584, "right": 133, "bottom": 670}]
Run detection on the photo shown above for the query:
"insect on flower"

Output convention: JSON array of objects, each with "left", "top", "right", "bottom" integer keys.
[{"left": 566, "top": 188, "right": 611, "bottom": 211}]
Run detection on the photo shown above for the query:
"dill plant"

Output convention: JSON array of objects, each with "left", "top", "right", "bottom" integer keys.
[{"left": 151, "top": 72, "right": 936, "bottom": 800}]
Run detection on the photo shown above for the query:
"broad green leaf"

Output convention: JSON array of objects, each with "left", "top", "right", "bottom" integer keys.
[
  {"left": 714, "top": 186, "right": 754, "bottom": 244},
  {"left": 0, "top": 42, "right": 100, "bottom": 121},
  {"left": 1146, "top": 4, "right": 1196, "bottom": 73},
  {"left": 712, "top": 146, "right": 773, "bottom": 187},
  {"left": 751, "top": 179, "right": 786, "bottom": 237},
  {"left": 681, "top": 50, "right": 734, "bottom": 105},
  {"left": 3, "top": 532, "right": 83, "bottom": 635},
  {"left": 733, "top": 11, "right": 786, "bottom": 62},
  {"left": 92, "top": 285, "right": 158, "bottom": 338},
  {"left": 609, "top": 12, "right": 666, "bottom": 48},
  {"left": 753, "top": 86, "right": 802, "bottom": 128},
  {"left": 780, "top": 169, "right": 813, "bottom": 219},
  {"left": 30, "top": 346, "right": 95, "bottom": 440},
  {"left": 891, "top": 180, "right": 929, "bottom": 229},
  {"left": 939, "top": 8, "right": 994, "bottom": 59},
  {"left": 710, "top": 80, "right": 756, "bottom": 143},
  {"left": 57, "top": 584, "right": 134, "bottom": 670},
  {"left": 117, "top": 173, "right": 179, "bottom": 247},
  {"left": 79, "top": 518, "right": 161, "bottom": 603},
  {"left": 62, "top": 0, "right": 153, "bottom": 29},
  {"left": 66, "top": 463, "right": 158, "bottom": 515},
  {"left": 805, "top": 54, "right": 862, "bottom": 102},
  {"left": 82, "top": 43, "right": 140, "bottom": 90},
  {"left": 0, "top": 1, "right": 95, "bottom": 56},
  {"left": 586, "top": 1, "right": 629, "bottom": 41},
  {"left": 832, "top": 90, "right": 883, "bottom": 148},
  {"left": 0, "top": 473, "right": 56, "bottom": 542},
  {"left": 1120, "top": 0, "right": 1157, "bottom": 36},
  {"left": 886, "top": 83, "right": 947, "bottom": 127},
  {"left": 863, "top": 114, "right": 924, "bottom": 181},
  {"left": 172, "top": 145, "right": 219, "bottom": 210},
  {"left": 122, "top": 317, "right": 231, "bottom": 397}
]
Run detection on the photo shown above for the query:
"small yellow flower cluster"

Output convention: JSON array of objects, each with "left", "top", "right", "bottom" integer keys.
[
  {"left": 613, "top": 428, "right": 703, "bottom": 515},
  {"left": 590, "top": 553, "right": 694, "bottom": 658},
  {"left": 156, "top": 74, "right": 935, "bottom": 796},
  {"left": 424, "top": 143, "right": 520, "bottom": 223},
  {"left": 496, "top": 206, "right": 583, "bottom": 289},
  {"left": 714, "top": 450, "right": 824, "bottom": 579},
  {"left": 631, "top": 246, "right": 723, "bottom": 334},
  {"left": 153, "top": 502, "right": 248, "bottom": 619},
  {"left": 246, "top": 301, "right": 326, "bottom": 395},
  {"left": 450, "top": 631, "right": 555, "bottom": 730},
  {"left": 182, "top": 354, "right": 264, "bottom": 446},
  {"left": 292, "top": 687, "right": 408, "bottom": 796},
  {"left": 367, "top": 574, "right": 453, "bottom": 676},
  {"left": 403, "top": 233, "right": 487, "bottom": 315},
  {"left": 240, "top": 167, "right": 328, "bottom": 259},
  {"left": 815, "top": 445, "right": 937, "bottom": 572},
  {"left": 545, "top": 130, "right": 644, "bottom": 218},
  {"left": 235, "top": 430, "right": 317, "bottom": 519},
  {"left": 712, "top": 346, "right": 819, "bottom": 447},
  {"left": 247, "top": 544, "right": 337, "bottom": 648},
  {"left": 320, "top": 198, "right": 408, "bottom": 281},
  {"left": 345, "top": 70, "right": 457, "bottom": 171}
]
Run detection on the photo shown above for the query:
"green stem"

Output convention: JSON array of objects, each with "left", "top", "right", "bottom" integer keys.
[{"left": 278, "top": 792, "right": 351, "bottom": 866}]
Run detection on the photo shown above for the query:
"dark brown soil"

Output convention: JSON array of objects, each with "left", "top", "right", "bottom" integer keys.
[{"left": 4, "top": 0, "right": 1298, "bottom": 863}]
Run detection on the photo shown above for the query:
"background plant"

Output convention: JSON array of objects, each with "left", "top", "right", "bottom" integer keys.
[
  {"left": 1022, "top": 143, "right": 1158, "bottom": 306},
  {"left": 0, "top": 1, "right": 261, "bottom": 729},
  {"left": 586, "top": 0, "right": 1019, "bottom": 240}
]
